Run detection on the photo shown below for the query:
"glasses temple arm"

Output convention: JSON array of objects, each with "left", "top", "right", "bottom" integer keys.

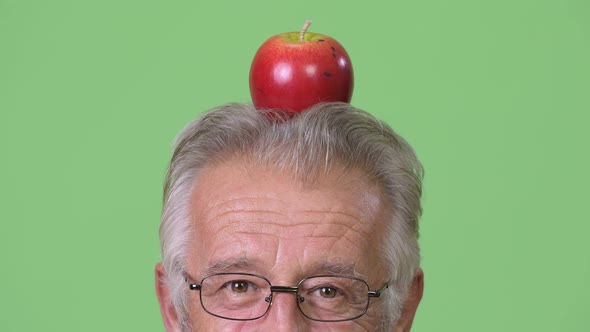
[{"left": 368, "top": 283, "right": 389, "bottom": 298}]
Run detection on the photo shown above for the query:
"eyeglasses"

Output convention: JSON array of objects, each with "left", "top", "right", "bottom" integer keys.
[{"left": 185, "top": 272, "right": 388, "bottom": 322}]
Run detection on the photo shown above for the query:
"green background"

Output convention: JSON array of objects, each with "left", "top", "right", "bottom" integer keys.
[{"left": 1, "top": 0, "right": 589, "bottom": 331}]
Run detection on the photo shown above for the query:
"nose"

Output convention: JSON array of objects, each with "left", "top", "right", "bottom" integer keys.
[{"left": 258, "top": 291, "right": 310, "bottom": 331}]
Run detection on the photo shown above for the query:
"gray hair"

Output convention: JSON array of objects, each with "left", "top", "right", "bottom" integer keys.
[{"left": 159, "top": 102, "right": 423, "bottom": 329}]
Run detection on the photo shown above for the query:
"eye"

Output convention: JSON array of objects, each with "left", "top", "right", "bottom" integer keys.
[
  {"left": 319, "top": 287, "right": 338, "bottom": 298},
  {"left": 312, "top": 285, "right": 343, "bottom": 299},
  {"left": 229, "top": 280, "right": 250, "bottom": 293}
]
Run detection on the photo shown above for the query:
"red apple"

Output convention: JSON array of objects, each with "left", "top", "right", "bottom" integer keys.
[{"left": 249, "top": 20, "right": 354, "bottom": 113}]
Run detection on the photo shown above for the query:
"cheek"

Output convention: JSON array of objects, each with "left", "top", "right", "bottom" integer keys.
[
  {"left": 190, "top": 313, "right": 266, "bottom": 332},
  {"left": 308, "top": 320, "right": 378, "bottom": 332},
  {"left": 188, "top": 307, "right": 379, "bottom": 332},
  {"left": 188, "top": 299, "right": 246, "bottom": 331}
]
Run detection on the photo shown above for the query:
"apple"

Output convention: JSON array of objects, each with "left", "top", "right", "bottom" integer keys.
[{"left": 249, "top": 20, "right": 354, "bottom": 113}]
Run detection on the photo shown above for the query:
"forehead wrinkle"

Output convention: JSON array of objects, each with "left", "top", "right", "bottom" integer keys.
[
  {"left": 213, "top": 220, "right": 370, "bottom": 262},
  {"left": 341, "top": 224, "right": 371, "bottom": 249},
  {"left": 196, "top": 209, "right": 283, "bottom": 236},
  {"left": 234, "top": 230, "right": 365, "bottom": 251},
  {"left": 193, "top": 196, "right": 284, "bottom": 222},
  {"left": 210, "top": 217, "right": 284, "bottom": 237},
  {"left": 296, "top": 209, "right": 373, "bottom": 225},
  {"left": 304, "top": 211, "right": 374, "bottom": 244},
  {"left": 223, "top": 219, "right": 370, "bottom": 243},
  {"left": 200, "top": 206, "right": 373, "bottom": 235}
]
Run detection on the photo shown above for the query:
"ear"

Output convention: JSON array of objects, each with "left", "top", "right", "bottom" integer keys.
[
  {"left": 393, "top": 268, "right": 424, "bottom": 332},
  {"left": 155, "top": 263, "right": 182, "bottom": 332}
]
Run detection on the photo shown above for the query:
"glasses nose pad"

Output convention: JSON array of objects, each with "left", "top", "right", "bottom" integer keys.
[
  {"left": 296, "top": 295, "right": 305, "bottom": 303},
  {"left": 265, "top": 295, "right": 273, "bottom": 303}
]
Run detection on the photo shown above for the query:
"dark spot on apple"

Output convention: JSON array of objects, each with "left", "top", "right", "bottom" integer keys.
[
  {"left": 318, "top": 39, "right": 325, "bottom": 42},
  {"left": 323, "top": 72, "right": 332, "bottom": 77},
  {"left": 331, "top": 46, "right": 336, "bottom": 51},
  {"left": 332, "top": 53, "right": 336, "bottom": 58}
]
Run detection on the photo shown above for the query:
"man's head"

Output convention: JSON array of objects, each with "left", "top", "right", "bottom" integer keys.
[{"left": 156, "top": 103, "right": 424, "bottom": 331}]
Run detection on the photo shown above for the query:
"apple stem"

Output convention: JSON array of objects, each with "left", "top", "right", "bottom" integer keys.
[{"left": 299, "top": 20, "right": 312, "bottom": 42}]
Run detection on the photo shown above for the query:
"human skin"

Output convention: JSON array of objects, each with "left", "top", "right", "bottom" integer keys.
[{"left": 156, "top": 161, "right": 423, "bottom": 331}]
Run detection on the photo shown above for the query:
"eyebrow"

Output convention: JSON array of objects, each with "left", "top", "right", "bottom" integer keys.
[
  {"left": 200, "top": 257, "right": 362, "bottom": 280},
  {"left": 307, "top": 261, "right": 361, "bottom": 278},
  {"left": 201, "top": 256, "right": 263, "bottom": 276}
]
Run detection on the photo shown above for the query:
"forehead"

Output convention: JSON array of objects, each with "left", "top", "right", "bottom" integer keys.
[{"left": 187, "top": 161, "right": 390, "bottom": 280}]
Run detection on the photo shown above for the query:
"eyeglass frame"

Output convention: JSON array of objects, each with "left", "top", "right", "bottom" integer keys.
[{"left": 184, "top": 271, "right": 389, "bottom": 322}]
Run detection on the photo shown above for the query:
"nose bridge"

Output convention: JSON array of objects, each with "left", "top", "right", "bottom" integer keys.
[{"left": 261, "top": 286, "right": 309, "bottom": 331}]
